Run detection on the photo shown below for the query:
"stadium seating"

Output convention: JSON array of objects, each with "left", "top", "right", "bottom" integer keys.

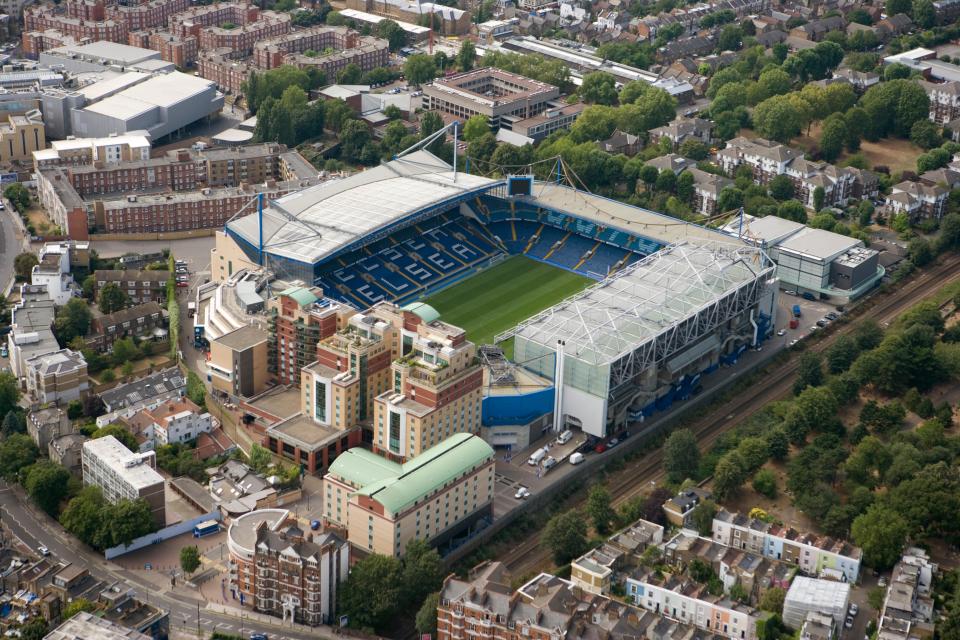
[{"left": 316, "top": 193, "right": 668, "bottom": 306}]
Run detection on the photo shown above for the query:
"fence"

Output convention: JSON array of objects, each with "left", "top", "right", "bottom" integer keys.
[{"left": 104, "top": 511, "right": 222, "bottom": 559}]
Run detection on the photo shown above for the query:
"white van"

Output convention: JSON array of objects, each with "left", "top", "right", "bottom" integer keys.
[
  {"left": 527, "top": 447, "right": 547, "bottom": 466},
  {"left": 557, "top": 430, "right": 573, "bottom": 445},
  {"left": 542, "top": 456, "right": 557, "bottom": 471},
  {"left": 569, "top": 452, "right": 584, "bottom": 465}
]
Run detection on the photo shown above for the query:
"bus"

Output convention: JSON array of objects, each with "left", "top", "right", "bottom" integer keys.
[{"left": 193, "top": 520, "right": 220, "bottom": 538}]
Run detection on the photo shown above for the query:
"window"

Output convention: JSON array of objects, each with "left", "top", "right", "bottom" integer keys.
[{"left": 315, "top": 380, "right": 327, "bottom": 422}]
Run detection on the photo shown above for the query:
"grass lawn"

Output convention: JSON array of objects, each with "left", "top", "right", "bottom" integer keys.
[{"left": 422, "top": 255, "right": 591, "bottom": 346}]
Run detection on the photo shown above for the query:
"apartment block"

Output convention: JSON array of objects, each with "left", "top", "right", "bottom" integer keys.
[
  {"left": 8, "top": 284, "right": 59, "bottom": 382},
  {"left": 25, "top": 348, "right": 89, "bottom": 405},
  {"left": 85, "top": 301, "right": 165, "bottom": 352},
  {"left": 93, "top": 270, "right": 169, "bottom": 305},
  {"left": 81, "top": 435, "right": 165, "bottom": 526},
  {"left": 370, "top": 302, "right": 483, "bottom": 462},
  {"left": 268, "top": 285, "right": 353, "bottom": 387},
  {"left": 169, "top": 3, "right": 290, "bottom": 57},
  {"left": 169, "top": 2, "right": 261, "bottom": 39},
  {"left": 208, "top": 324, "right": 270, "bottom": 399},
  {"left": 421, "top": 68, "right": 560, "bottom": 130},
  {"left": 885, "top": 180, "right": 948, "bottom": 220},
  {"left": 197, "top": 49, "right": 251, "bottom": 95},
  {"left": 110, "top": 0, "right": 191, "bottom": 31},
  {"left": 649, "top": 117, "right": 714, "bottom": 149},
  {"left": 227, "top": 509, "right": 349, "bottom": 626},
  {"left": 322, "top": 432, "right": 494, "bottom": 556},
  {"left": 264, "top": 412, "right": 362, "bottom": 475},
  {"left": 27, "top": 407, "right": 72, "bottom": 452},
  {"left": 438, "top": 562, "right": 729, "bottom": 640},
  {"left": 49, "top": 433, "right": 86, "bottom": 476},
  {"left": 128, "top": 29, "right": 198, "bottom": 67},
  {"left": 717, "top": 137, "right": 854, "bottom": 209},
  {"left": 921, "top": 80, "right": 960, "bottom": 124},
  {"left": 712, "top": 509, "right": 862, "bottom": 582},
  {"left": 130, "top": 397, "right": 212, "bottom": 446},
  {"left": 23, "top": 6, "right": 128, "bottom": 55},
  {"left": 689, "top": 167, "right": 734, "bottom": 216},
  {"left": 625, "top": 569, "right": 763, "bottom": 640},
  {"left": 33, "top": 132, "right": 151, "bottom": 171}
]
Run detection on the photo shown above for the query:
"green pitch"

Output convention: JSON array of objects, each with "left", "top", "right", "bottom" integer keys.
[{"left": 422, "top": 255, "right": 592, "bottom": 346}]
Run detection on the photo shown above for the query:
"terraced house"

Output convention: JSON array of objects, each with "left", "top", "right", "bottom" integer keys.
[{"left": 712, "top": 509, "right": 862, "bottom": 583}]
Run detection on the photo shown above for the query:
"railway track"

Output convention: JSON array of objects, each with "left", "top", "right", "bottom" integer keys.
[{"left": 502, "top": 254, "right": 960, "bottom": 576}]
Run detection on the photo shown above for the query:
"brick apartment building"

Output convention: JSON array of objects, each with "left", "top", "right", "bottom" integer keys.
[
  {"left": 253, "top": 25, "right": 389, "bottom": 74},
  {"left": 228, "top": 509, "right": 349, "bottom": 626},
  {"left": 85, "top": 301, "right": 165, "bottom": 352},
  {"left": 922, "top": 80, "right": 960, "bottom": 124},
  {"left": 199, "top": 12, "right": 289, "bottom": 55},
  {"left": 129, "top": 29, "right": 197, "bottom": 67},
  {"left": 111, "top": 0, "right": 191, "bottom": 31},
  {"left": 21, "top": 30, "right": 77, "bottom": 57},
  {"left": 197, "top": 49, "right": 254, "bottom": 96},
  {"left": 93, "top": 270, "right": 169, "bottom": 305},
  {"left": 23, "top": 5, "right": 127, "bottom": 55},
  {"left": 266, "top": 285, "right": 352, "bottom": 387}
]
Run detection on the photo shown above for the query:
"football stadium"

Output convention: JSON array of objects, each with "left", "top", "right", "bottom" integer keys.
[{"left": 218, "top": 150, "right": 778, "bottom": 439}]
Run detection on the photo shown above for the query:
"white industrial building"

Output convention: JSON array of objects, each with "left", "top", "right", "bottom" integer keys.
[
  {"left": 39, "top": 41, "right": 176, "bottom": 75},
  {"left": 81, "top": 435, "right": 166, "bottom": 526},
  {"left": 723, "top": 214, "right": 883, "bottom": 300},
  {"left": 783, "top": 576, "right": 851, "bottom": 630}
]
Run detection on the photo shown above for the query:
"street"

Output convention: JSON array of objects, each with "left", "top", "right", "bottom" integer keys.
[
  {"left": 0, "top": 478, "right": 348, "bottom": 640},
  {"left": 0, "top": 198, "right": 27, "bottom": 294}
]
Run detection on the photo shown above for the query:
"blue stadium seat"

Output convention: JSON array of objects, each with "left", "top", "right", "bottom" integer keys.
[
  {"left": 357, "top": 256, "right": 414, "bottom": 297},
  {"left": 578, "top": 242, "right": 628, "bottom": 278},
  {"left": 547, "top": 234, "right": 595, "bottom": 271},
  {"left": 526, "top": 226, "right": 566, "bottom": 260},
  {"left": 426, "top": 226, "right": 483, "bottom": 264},
  {"left": 403, "top": 237, "right": 461, "bottom": 274}
]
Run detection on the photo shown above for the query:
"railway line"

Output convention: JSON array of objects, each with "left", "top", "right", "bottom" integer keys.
[{"left": 501, "top": 254, "right": 960, "bottom": 577}]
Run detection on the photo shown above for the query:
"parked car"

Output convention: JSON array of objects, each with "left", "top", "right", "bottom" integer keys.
[
  {"left": 310, "top": 520, "right": 320, "bottom": 530},
  {"left": 542, "top": 456, "right": 558, "bottom": 471},
  {"left": 784, "top": 290, "right": 797, "bottom": 295},
  {"left": 802, "top": 292, "right": 816, "bottom": 301},
  {"left": 816, "top": 319, "right": 827, "bottom": 327},
  {"left": 777, "top": 329, "right": 786, "bottom": 336},
  {"left": 514, "top": 487, "right": 530, "bottom": 499},
  {"left": 849, "top": 604, "right": 859, "bottom": 616},
  {"left": 879, "top": 577, "right": 887, "bottom": 587},
  {"left": 0, "top": 346, "right": 7, "bottom": 358},
  {"left": 37, "top": 546, "right": 50, "bottom": 556},
  {"left": 825, "top": 312, "right": 839, "bottom": 321},
  {"left": 250, "top": 634, "right": 268, "bottom": 640},
  {"left": 557, "top": 429, "right": 573, "bottom": 445},
  {"left": 845, "top": 617, "right": 854, "bottom": 629},
  {"left": 607, "top": 438, "right": 619, "bottom": 448}
]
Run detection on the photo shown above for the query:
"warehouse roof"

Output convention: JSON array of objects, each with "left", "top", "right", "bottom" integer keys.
[
  {"left": 777, "top": 227, "right": 862, "bottom": 261},
  {"left": 47, "top": 40, "right": 160, "bottom": 65},
  {"left": 227, "top": 150, "right": 497, "bottom": 265},
  {"left": 81, "top": 72, "right": 216, "bottom": 120}
]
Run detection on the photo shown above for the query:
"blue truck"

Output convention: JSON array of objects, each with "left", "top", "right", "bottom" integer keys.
[
  {"left": 792, "top": 304, "right": 801, "bottom": 318},
  {"left": 193, "top": 520, "right": 220, "bottom": 538}
]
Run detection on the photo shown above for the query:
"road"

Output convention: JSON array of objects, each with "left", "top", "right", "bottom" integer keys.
[
  {"left": 0, "top": 479, "right": 346, "bottom": 639},
  {"left": 0, "top": 198, "right": 27, "bottom": 294}
]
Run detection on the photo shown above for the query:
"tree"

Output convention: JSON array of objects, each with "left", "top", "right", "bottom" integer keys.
[
  {"left": 543, "top": 510, "right": 588, "bottom": 564},
  {"left": 713, "top": 451, "right": 747, "bottom": 501},
  {"left": 340, "top": 119, "right": 373, "bottom": 163},
  {"left": 54, "top": 298, "right": 93, "bottom": 345},
  {"left": 248, "top": 443, "right": 273, "bottom": 473},
  {"left": 18, "top": 619, "right": 47, "bottom": 640},
  {"left": 180, "top": 545, "right": 201, "bottom": 575},
  {"left": 337, "top": 63, "right": 363, "bottom": 84},
  {"left": 760, "top": 587, "right": 786, "bottom": 614},
  {"left": 785, "top": 386, "right": 840, "bottom": 443},
  {"left": 908, "top": 237, "right": 934, "bottom": 267},
  {"left": 912, "top": 0, "right": 935, "bottom": 27},
  {"left": 340, "top": 554, "right": 403, "bottom": 631},
  {"left": 717, "top": 24, "right": 744, "bottom": 51},
  {"left": 910, "top": 119, "right": 941, "bottom": 149},
  {"left": 4, "top": 183, "right": 29, "bottom": 212},
  {"left": 793, "top": 351, "right": 824, "bottom": 395},
  {"left": 664, "top": 429, "right": 700, "bottom": 484},
  {"left": 753, "top": 94, "right": 809, "bottom": 142},
  {"left": 416, "top": 592, "right": 440, "bottom": 636},
  {"left": 587, "top": 484, "right": 617, "bottom": 535},
  {"left": 97, "top": 282, "right": 130, "bottom": 314},
  {"left": 462, "top": 114, "right": 489, "bottom": 143},
  {"left": 24, "top": 461, "right": 70, "bottom": 515},
  {"left": 0, "top": 434, "right": 38, "bottom": 480},
  {"left": 718, "top": 187, "right": 744, "bottom": 212},
  {"left": 820, "top": 114, "right": 847, "bottom": 163},
  {"left": 679, "top": 139, "right": 709, "bottom": 161},
  {"left": 186, "top": 371, "right": 206, "bottom": 409},
  {"left": 777, "top": 200, "right": 807, "bottom": 223},
  {"left": 570, "top": 105, "right": 618, "bottom": 143},
  {"left": 580, "top": 72, "right": 619, "bottom": 105},
  {"left": 851, "top": 504, "right": 909, "bottom": 570},
  {"left": 92, "top": 424, "right": 138, "bottom": 452},
  {"left": 401, "top": 539, "right": 443, "bottom": 608},
  {"left": 404, "top": 54, "right": 437, "bottom": 85},
  {"left": 456, "top": 40, "right": 476, "bottom": 72},
  {"left": 677, "top": 171, "right": 696, "bottom": 201},
  {"left": 860, "top": 80, "right": 929, "bottom": 139},
  {"left": 1, "top": 410, "right": 25, "bottom": 437},
  {"left": 752, "top": 68, "right": 793, "bottom": 104},
  {"left": 376, "top": 19, "right": 407, "bottom": 51},
  {"left": 854, "top": 320, "right": 883, "bottom": 350},
  {"left": 13, "top": 252, "right": 37, "bottom": 280},
  {"left": 826, "top": 335, "right": 859, "bottom": 373},
  {"left": 887, "top": 0, "right": 912, "bottom": 15},
  {"left": 813, "top": 186, "right": 825, "bottom": 212},
  {"left": 655, "top": 170, "right": 677, "bottom": 194},
  {"left": 752, "top": 468, "right": 778, "bottom": 498},
  {"left": 768, "top": 175, "right": 794, "bottom": 201},
  {"left": 63, "top": 598, "right": 95, "bottom": 620},
  {"left": 691, "top": 500, "right": 717, "bottom": 535}
]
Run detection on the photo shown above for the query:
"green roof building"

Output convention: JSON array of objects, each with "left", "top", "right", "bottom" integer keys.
[{"left": 323, "top": 433, "right": 495, "bottom": 556}]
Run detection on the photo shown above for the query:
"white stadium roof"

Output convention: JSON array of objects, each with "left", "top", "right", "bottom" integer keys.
[
  {"left": 227, "top": 151, "right": 497, "bottom": 265},
  {"left": 510, "top": 240, "right": 772, "bottom": 366}
]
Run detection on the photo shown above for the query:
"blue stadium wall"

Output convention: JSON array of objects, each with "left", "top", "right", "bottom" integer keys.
[{"left": 482, "top": 387, "right": 554, "bottom": 427}]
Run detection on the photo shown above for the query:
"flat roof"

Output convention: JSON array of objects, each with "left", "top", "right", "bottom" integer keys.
[
  {"left": 77, "top": 71, "right": 149, "bottom": 102},
  {"left": 45, "top": 611, "right": 151, "bottom": 640},
  {"left": 213, "top": 323, "right": 269, "bottom": 350},
  {"left": 777, "top": 227, "right": 862, "bottom": 261},
  {"left": 722, "top": 214, "right": 805, "bottom": 246},
  {"left": 339, "top": 8, "right": 431, "bottom": 33},
  {"left": 511, "top": 240, "right": 772, "bottom": 366},
  {"left": 82, "top": 436, "right": 164, "bottom": 490},
  {"left": 227, "top": 508, "right": 287, "bottom": 553},
  {"left": 227, "top": 150, "right": 497, "bottom": 265},
  {"left": 266, "top": 413, "right": 343, "bottom": 451},
  {"left": 49, "top": 41, "right": 160, "bottom": 65},
  {"left": 81, "top": 71, "right": 215, "bottom": 120},
  {"left": 212, "top": 128, "right": 254, "bottom": 143}
]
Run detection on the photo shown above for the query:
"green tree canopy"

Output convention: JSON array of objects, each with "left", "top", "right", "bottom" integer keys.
[
  {"left": 0, "top": 378, "right": 21, "bottom": 425},
  {"left": 24, "top": 461, "right": 70, "bottom": 515},
  {"left": 0, "top": 434, "right": 38, "bottom": 480},
  {"left": 456, "top": 40, "right": 476, "bottom": 72},
  {"left": 851, "top": 504, "right": 909, "bottom": 570},
  {"left": 98, "top": 282, "right": 131, "bottom": 314},
  {"left": 13, "top": 252, "right": 37, "bottom": 280},
  {"left": 54, "top": 298, "right": 93, "bottom": 343},
  {"left": 415, "top": 592, "right": 439, "bottom": 637},
  {"left": 339, "top": 554, "right": 403, "bottom": 631},
  {"left": 587, "top": 484, "right": 617, "bottom": 535},
  {"left": 92, "top": 424, "right": 138, "bottom": 452},
  {"left": 401, "top": 539, "right": 444, "bottom": 608},
  {"left": 376, "top": 19, "right": 407, "bottom": 51},
  {"left": 405, "top": 54, "right": 438, "bottom": 85},
  {"left": 180, "top": 545, "right": 201, "bottom": 575},
  {"left": 580, "top": 71, "right": 619, "bottom": 105},
  {"left": 664, "top": 428, "right": 700, "bottom": 484},
  {"left": 543, "top": 510, "right": 588, "bottom": 564}
]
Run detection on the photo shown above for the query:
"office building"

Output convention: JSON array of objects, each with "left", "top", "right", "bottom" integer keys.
[
  {"left": 81, "top": 435, "right": 165, "bottom": 526},
  {"left": 227, "top": 509, "right": 349, "bottom": 626},
  {"left": 322, "top": 432, "right": 494, "bottom": 556}
]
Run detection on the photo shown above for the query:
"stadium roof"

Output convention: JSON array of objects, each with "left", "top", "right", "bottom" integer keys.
[
  {"left": 227, "top": 151, "right": 497, "bottom": 265},
  {"left": 511, "top": 240, "right": 772, "bottom": 366}
]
